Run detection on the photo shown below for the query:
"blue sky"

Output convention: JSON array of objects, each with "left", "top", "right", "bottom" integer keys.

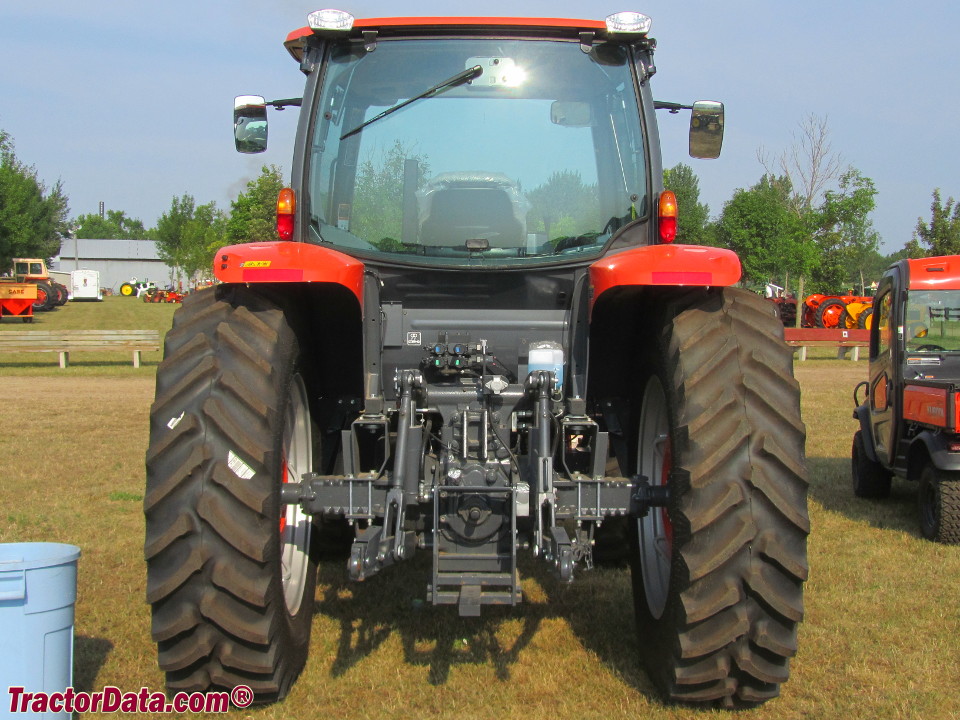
[{"left": 2, "top": 1, "right": 958, "bottom": 254}]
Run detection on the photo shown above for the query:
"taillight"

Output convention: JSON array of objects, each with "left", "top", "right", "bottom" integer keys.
[
  {"left": 658, "top": 190, "right": 678, "bottom": 243},
  {"left": 277, "top": 187, "right": 295, "bottom": 240}
]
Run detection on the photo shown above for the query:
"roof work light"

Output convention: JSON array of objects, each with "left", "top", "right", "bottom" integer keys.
[
  {"left": 307, "top": 9, "right": 355, "bottom": 32},
  {"left": 605, "top": 12, "right": 652, "bottom": 35}
]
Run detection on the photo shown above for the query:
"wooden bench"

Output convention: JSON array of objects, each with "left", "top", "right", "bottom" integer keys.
[
  {"left": 0, "top": 329, "right": 161, "bottom": 368},
  {"left": 783, "top": 328, "right": 870, "bottom": 361}
]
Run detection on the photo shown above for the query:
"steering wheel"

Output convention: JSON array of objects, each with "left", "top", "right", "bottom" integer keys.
[{"left": 914, "top": 344, "right": 946, "bottom": 352}]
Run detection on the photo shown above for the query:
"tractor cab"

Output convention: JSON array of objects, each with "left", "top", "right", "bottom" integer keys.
[
  {"left": 12, "top": 259, "right": 49, "bottom": 282},
  {"left": 233, "top": 11, "right": 724, "bottom": 264}
]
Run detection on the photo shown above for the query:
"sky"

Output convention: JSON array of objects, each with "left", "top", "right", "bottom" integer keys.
[{"left": 2, "top": 1, "right": 959, "bottom": 255}]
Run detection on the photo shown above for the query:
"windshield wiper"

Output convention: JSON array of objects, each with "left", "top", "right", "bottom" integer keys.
[{"left": 340, "top": 65, "right": 483, "bottom": 140}]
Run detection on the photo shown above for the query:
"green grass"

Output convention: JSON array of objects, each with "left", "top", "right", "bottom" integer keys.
[
  {"left": 1, "top": 317, "right": 958, "bottom": 719},
  {"left": 0, "top": 295, "right": 177, "bottom": 374}
]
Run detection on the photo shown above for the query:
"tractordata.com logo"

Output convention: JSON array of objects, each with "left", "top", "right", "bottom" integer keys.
[{"left": 7, "top": 685, "right": 254, "bottom": 714}]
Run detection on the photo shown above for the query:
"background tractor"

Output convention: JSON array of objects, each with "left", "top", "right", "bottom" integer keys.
[
  {"left": 5, "top": 258, "right": 68, "bottom": 311},
  {"left": 767, "top": 290, "right": 874, "bottom": 329},
  {"left": 119, "top": 278, "right": 157, "bottom": 297},
  {"left": 853, "top": 255, "right": 960, "bottom": 543},
  {"left": 145, "top": 10, "right": 809, "bottom": 708}
]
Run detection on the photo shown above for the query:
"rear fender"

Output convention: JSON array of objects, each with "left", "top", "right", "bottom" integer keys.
[
  {"left": 214, "top": 241, "right": 365, "bottom": 308},
  {"left": 908, "top": 430, "right": 960, "bottom": 477},
  {"left": 853, "top": 403, "right": 881, "bottom": 463},
  {"left": 588, "top": 244, "right": 741, "bottom": 312}
]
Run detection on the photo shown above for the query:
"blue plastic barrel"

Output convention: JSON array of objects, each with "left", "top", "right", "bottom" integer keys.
[{"left": 0, "top": 543, "right": 81, "bottom": 719}]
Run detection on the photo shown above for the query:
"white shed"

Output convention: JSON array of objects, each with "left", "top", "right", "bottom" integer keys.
[{"left": 52, "top": 239, "right": 176, "bottom": 293}]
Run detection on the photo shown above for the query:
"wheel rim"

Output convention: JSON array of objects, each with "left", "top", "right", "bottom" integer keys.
[
  {"left": 821, "top": 303, "right": 845, "bottom": 328},
  {"left": 280, "top": 373, "right": 312, "bottom": 615},
  {"left": 636, "top": 375, "right": 673, "bottom": 619}
]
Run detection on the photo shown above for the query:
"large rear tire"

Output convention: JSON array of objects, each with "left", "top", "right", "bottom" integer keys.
[
  {"left": 144, "top": 286, "right": 318, "bottom": 703},
  {"left": 629, "top": 287, "right": 809, "bottom": 707}
]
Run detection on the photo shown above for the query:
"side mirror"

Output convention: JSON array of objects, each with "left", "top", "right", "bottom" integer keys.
[
  {"left": 689, "top": 101, "right": 724, "bottom": 159},
  {"left": 234, "top": 95, "right": 268, "bottom": 154}
]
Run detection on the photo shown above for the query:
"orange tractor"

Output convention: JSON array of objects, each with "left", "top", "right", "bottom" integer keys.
[
  {"left": 144, "top": 10, "right": 809, "bottom": 707},
  {"left": 767, "top": 289, "right": 874, "bottom": 329},
  {"left": 804, "top": 294, "right": 874, "bottom": 329}
]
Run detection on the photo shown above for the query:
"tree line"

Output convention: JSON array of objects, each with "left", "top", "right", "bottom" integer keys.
[
  {"left": 665, "top": 115, "right": 959, "bottom": 294},
  {"left": 0, "top": 126, "right": 283, "bottom": 282},
  {"left": 2, "top": 120, "right": 958, "bottom": 290}
]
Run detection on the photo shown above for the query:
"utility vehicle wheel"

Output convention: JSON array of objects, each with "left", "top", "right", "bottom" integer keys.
[
  {"left": 851, "top": 430, "right": 891, "bottom": 498},
  {"left": 145, "top": 286, "right": 318, "bottom": 702},
  {"left": 814, "top": 298, "right": 846, "bottom": 328},
  {"left": 120, "top": 282, "right": 135, "bottom": 296},
  {"left": 857, "top": 307, "right": 874, "bottom": 330},
  {"left": 918, "top": 464, "right": 960, "bottom": 544},
  {"left": 629, "top": 287, "right": 808, "bottom": 707}
]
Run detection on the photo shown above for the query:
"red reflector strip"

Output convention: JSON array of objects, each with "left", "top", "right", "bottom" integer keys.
[
  {"left": 651, "top": 271, "right": 712, "bottom": 285},
  {"left": 242, "top": 268, "right": 305, "bottom": 282}
]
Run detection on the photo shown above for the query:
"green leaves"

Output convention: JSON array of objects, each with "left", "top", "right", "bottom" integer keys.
[
  {"left": 526, "top": 170, "right": 599, "bottom": 241},
  {"left": 226, "top": 165, "right": 285, "bottom": 245},
  {"left": 907, "top": 189, "right": 960, "bottom": 257},
  {"left": 715, "top": 175, "right": 812, "bottom": 286},
  {"left": 74, "top": 210, "right": 149, "bottom": 240},
  {"left": 663, "top": 163, "right": 710, "bottom": 245},
  {"left": 713, "top": 167, "right": 881, "bottom": 293},
  {"left": 154, "top": 193, "right": 226, "bottom": 281},
  {"left": 0, "top": 129, "right": 69, "bottom": 268},
  {"left": 807, "top": 169, "right": 880, "bottom": 292}
]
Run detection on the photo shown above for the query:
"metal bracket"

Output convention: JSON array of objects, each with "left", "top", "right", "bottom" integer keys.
[
  {"left": 299, "top": 43, "right": 322, "bottom": 74},
  {"left": 579, "top": 31, "right": 595, "bottom": 54}
]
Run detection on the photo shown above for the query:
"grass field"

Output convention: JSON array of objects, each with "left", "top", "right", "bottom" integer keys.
[
  {"left": 0, "top": 296, "right": 175, "bottom": 374},
  {"left": 1, "top": 299, "right": 958, "bottom": 719}
]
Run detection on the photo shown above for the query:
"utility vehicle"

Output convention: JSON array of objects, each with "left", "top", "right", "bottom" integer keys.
[{"left": 853, "top": 255, "right": 960, "bottom": 543}]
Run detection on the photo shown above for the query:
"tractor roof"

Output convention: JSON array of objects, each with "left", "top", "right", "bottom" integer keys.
[
  {"left": 284, "top": 16, "right": 611, "bottom": 62},
  {"left": 907, "top": 256, "right": 960, "bottom": 290}
]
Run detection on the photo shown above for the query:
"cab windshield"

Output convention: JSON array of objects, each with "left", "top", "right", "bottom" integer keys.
[
  {"left": 905, "top": 290, "right": 960, "bottom": 352},
  {"left": 306, "top": 37, "right": 648, "bottom": 266}
]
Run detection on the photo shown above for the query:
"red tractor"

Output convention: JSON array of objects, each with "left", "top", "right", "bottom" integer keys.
[
  {"left": 768, "top": 291, "right": 874, "bottom": 329},
  {"left": 145, "top": 11, "right": 808, "bottom": 707},
  {"left": 141, "top": 287, "right": 185, "bottom": 303},
  {"left": 853, "top": 255, "right": 960, "bottom": 543},
  {"left": 804, "top": 293, "right": 873, "bottom": 329}
]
